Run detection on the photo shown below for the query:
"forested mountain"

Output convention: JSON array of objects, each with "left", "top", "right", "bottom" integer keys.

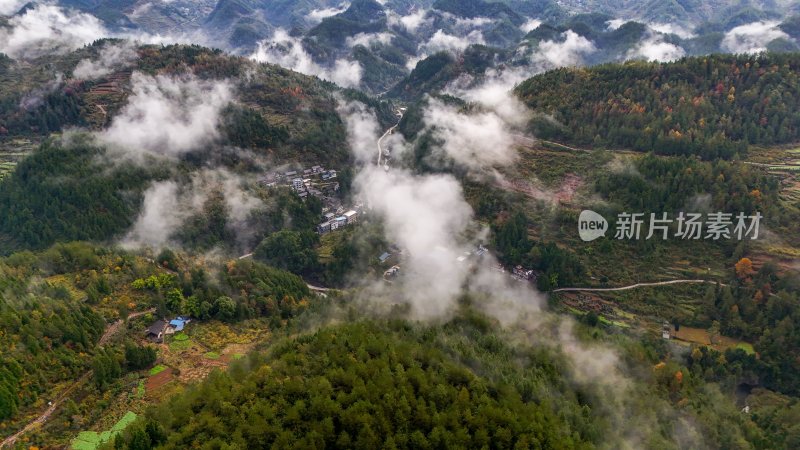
[
  {"left": 111, "top": 317, "right": 776, "bottom": 449},
  {"left": 2, "top": 1, "right": 800, "bottom": 448},
  {"left": 113, "top": 320, "right": 598, "bottom": 448},
  {"left": 387, "top": 46, "right": 509, "bottom": 100},
  {"left": 516, "top": 53, "right": 800, "bottom": 158},
  {"left": 0, "top": 242, "right": 314, "bottom": 441},
  {"left": 0, "top": 42, "right": 354, "bottom": 162},
  {"left": 556, "top": 0, "right": 799, "bottom": 25},
  {"left": 0, "top": 42, "right": 399, "bottom": 254},
  {"left": 3, "top": 0, "right": 800, "bottom": 96},
  {"left": 0, "top": 140, "right": 158, "bottom": 250},
  {"left": 0, "top": 245, "right": 106, "bottom": 422}
]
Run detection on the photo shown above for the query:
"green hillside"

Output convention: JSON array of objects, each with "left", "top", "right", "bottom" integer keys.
[
  {"left": 111, "top": 316, "right": 776, "bottom": 449},
  {"left": 0, "top": 243, "right": 314, "bottom": 444},
  {"left": 516, "top": 53, "right": 800, "bottom": 159}
]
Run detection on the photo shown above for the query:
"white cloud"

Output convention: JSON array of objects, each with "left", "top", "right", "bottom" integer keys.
[
  {"left": 19, "top": 72, "right": 64, "bottom": 109},
  {"left": 387, "top": 9, "right": 431, "bottom": 33},
  {"left": 627, "top": 35, "right": 686, "bottom": 62},
  {"left": 250, "top": 29, "right": 363, "bottom": 88},
  {"left": 122, "top": 169, "right": 263, "bottom": 250},
  {"left": 336, "top": 99, "right": 483, "bottom": 317},
  {"left": 533, "top": 30, "right": 596, "bottom": 68},
  {"left": 606, "top": 19, "right": 627, "bottom": 30},
  {"left": 357, "top": 166, "right": 477, "bottom": 318},
  {"left": 423, "top": 29, "right": 485, "bottom": 54},
  {"left": 0, "top": 3, "right": 206, "bottom": 60},
  {"left": 454, "top": 16, "right": 493, "bottom": 29},
  {"left": 0, "top": 4, "right": 108, "bottom": 59},
  {"left": 345, "top": 32, "right": 394, "bottom": 48},
  {"left": 438, "top": 11, "right": 494, "bottom": 31},
  {"left": 722, "top": 21, "right": 790, "bottom": 54},
  {"left": 329, "top": 59, "right": 363, "bottom": 87},
  {"left": 0, "top": 0, "right": 27, "bottom": 15},
  {"left": 451, "top": 66, "right": 527, "bottom": 103},
  {"left": 337, "top": 100, "right": 382, "bottom": 164},
  {"left": 421, "top": 97, "right": 522, "bottom": 172},
  {"left": 73, "top": 41, "right": 138, "bottom": 80},
  {"left": 122, "top": 181, "right": 187, "bottom": 248},
  {"left": 100, "top": 72, "right": 233, "bottom": 160},
  {"left": 406, "top": 29, "right": 486, "bottom": 70},
  {"left": 520, "top": 18, "right": 542, "bottom": 33},
  {"left": 307, "top": 3, "right": 350, "bottom": 24},
  {"left": 129, "top": 2, "right": 154, "bottom": 19},
  {"left": 648, "top": 23, "right": 695, "bottom": 39}
]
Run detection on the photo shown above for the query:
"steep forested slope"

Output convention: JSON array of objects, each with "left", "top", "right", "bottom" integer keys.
[
  {"left": 0, "top": 43, "right": 393, "bottom": 253},
  {"left": 0, "top": 42, "right": 356, "bottom": 165},
  {"left": 0, "top": 243, "right": 315, "bottom": 440},
  {"left": 0, "top": 282, "right": 104, "bottom": 422},
  {"left": 388, "top": 46, "right": 508, "bottom": 101},
  {"left": 112, "top": 315, "right": 780, "bottom": 449},
  {"left": 516, "top": 53, "right": 800, "bottom": 159},
  {"left": 114, "top": 321, "right": 594, "bottom": 448},
  {"left": 0, "top": 244, "right": 111, "bottom": 425},
  {"left": 0, "top": 140, "right": 159, "bottom": 250}
]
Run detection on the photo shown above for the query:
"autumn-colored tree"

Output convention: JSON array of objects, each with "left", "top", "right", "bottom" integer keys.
[{"left": 735, "top": 257, "right": 755, "bottom": 281}]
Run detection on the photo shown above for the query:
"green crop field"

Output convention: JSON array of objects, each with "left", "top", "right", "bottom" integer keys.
[
  {"left": 71, "top": 411, "right": 137, "bottom": 450},
  {"left": 149, "top": 364, "right": 167, "bottom": 376}
]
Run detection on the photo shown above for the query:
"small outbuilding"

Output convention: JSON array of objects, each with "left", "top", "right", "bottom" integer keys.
[{"left": 146, "top": 320, "right": 166, "bottom": 343}]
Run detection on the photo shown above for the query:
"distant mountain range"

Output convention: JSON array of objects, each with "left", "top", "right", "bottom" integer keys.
[{"left": 2, "top": 0, "right": 800, "bottom": 95}]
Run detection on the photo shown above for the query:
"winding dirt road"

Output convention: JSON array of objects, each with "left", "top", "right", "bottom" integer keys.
[
  {"left": 553, "top": 279, "right": 722, "bottom": 293},
  {"left": 0, "top": 308, "right": 155, "bottom": 448},
  {"left": 377, "top": 111, "right": 403, "bottom": 167}
]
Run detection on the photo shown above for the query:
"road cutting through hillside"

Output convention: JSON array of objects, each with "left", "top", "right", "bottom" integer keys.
[
  {"left": 377, "top": 110, "right": 404, "bottom": 167},
  {"left": 553, "top": 279, "right": 723, "bottom": 292}
]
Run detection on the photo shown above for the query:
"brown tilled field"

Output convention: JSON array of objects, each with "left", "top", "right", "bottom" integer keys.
[{"left": 145, "top": 367, "right": 174, "bottom": 394}]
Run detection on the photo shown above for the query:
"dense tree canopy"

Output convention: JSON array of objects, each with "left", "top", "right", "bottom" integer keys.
[
  {"left": 0, "top": 140, "right": 157, "bottom": 251},
  {"left": 517, "top": 53, "right": 800, "bottom": 159},
  {"left": 113, "top": 321, "right": 596, "bottom": 449}
]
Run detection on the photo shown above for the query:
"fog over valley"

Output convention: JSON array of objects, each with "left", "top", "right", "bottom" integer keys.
[{"left": 1, "top": 1, "right": 800, "bottom": 449}]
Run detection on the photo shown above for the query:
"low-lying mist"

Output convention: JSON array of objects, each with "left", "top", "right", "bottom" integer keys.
[{"left": 336, "top": 95, "right": 703, "bottom": 448}]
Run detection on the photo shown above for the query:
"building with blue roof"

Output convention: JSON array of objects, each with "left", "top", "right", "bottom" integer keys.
[{"left": 167, "top": 317, "right": 190, "bottom": 333}]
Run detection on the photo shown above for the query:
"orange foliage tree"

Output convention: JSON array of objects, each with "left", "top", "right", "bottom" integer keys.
[{"left": 735, "top": 257, "right": 754, "bottom": 281}]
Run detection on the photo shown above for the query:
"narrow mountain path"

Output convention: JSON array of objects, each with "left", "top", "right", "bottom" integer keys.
[{"left": 1, "top": 308, "right": 155, "bottom": 448}]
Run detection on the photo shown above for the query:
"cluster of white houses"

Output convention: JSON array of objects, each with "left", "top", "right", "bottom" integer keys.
[
  {"left": 318, "top": 209, "right": 360, "bottom": 234},
  {"left": 260, "top": 166, "right": 339, "bottom": 200},
  {"left": 260, "top": 165, "right": 363, "bottom": 235}
]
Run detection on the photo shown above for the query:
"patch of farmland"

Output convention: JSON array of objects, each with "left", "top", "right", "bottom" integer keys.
[{"left": 70, "top": 411, "right": 137, "bottom": 450}]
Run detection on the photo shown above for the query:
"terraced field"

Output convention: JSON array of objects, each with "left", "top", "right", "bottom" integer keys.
[
  {"left": 0, "top": 138, "right": 35, "bottom": 180},
  {"left": 748, "top": 146, "right": 800, "bottom": 203}
]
